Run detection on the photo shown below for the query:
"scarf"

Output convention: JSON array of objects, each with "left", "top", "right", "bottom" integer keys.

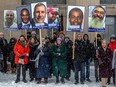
[{"left": 18, "top": 40, "right": 26, "bottom": 48}]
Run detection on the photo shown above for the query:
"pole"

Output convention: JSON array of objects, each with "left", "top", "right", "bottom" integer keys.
[
  {"left": 72, "top": 32, "right": 76, "bottom": 59},
  {"left": 96, "top": 32, "right": 98, "bottom": 47},
  {"left": 39, "top": 29, "right": 42, "bottom": 47},
  {"left": 10, "top": 30, "right": 12, "bottom": 38},
  {"left": 52, "top": 29, "right": 54, "bottom": 39},
  {"left": 25, "top": 29, "right": 27, "bottom": 36}
]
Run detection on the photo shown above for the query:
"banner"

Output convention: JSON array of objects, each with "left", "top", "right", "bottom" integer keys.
[
  {"left": 16, "top": 5, "right": 32, "bottom": 29},
  {"left": 30, "top": 2, "right": 48, "bottom": 29},
  {"left": 4, "top": 10, "right": 17, "bottom": 30},
  {"left": 66, "top": 6, "right": 85, "bottom": 32},
  {"left": 88, "top": 6, "right": 106, "bottom": 32},
  {"left": 48, "top": 8, "right": 59, "bottom": 29}
]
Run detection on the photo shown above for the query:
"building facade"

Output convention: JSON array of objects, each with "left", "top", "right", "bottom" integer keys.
[{"left": 0, "top": 0, "right": 116, "bottom": 42}]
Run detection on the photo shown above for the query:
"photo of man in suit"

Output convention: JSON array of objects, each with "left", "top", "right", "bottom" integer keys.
[
  {"left": 18, "top": 8, "right": 32, "bottom": 29},
  {"left": 31, "top": 2, "right": 48, "bottom": 29}
]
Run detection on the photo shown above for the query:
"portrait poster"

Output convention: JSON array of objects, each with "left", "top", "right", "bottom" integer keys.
[
  {"left": 66, "top": 6, "right": 85, "bottom": 32},
  {"left": 16, "top": 5, "right": 32, "bottom": 30},
  {"left": 4, "top": 10, "right": 17, "bottom": 30},
  {"left": 88, "top": 6, "right": 106, "bottom": 32},
  {"left": 30, "top": 2, "right": 48, "bottom": 29},
  {"left": 48, "top": 7, "right": 59, "bottom": 29}
]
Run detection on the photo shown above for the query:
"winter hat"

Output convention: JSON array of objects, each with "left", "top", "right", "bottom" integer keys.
[
  {"left": 48, "top": 8, "right": 55, "bottom": 13},
  {"left": 45, "top": 36, "right": 50, "bottom": 40},
  {"left": 59, "top": 31, "right": 64, "bottom": 35},
  {"left": 65, "top": 35, "right": 70, "bottom": 39},
  {"left": 0, "top": 32, "right": 4, "bottom": 35},
  {"left": 97, "top": 34, "right": 101, "bottom": 38},
  {"left": 110, "top": 34, "right": 116, "bottom": 40},
  {"left": 31, "top": 31, "right": 36, "bottom": 35},
  {"left": 57, "top": 37, "right": 62, "bottom": 41}
]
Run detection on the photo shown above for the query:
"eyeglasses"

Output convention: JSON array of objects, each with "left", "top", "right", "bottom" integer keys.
[{"left": 94, "top": 10, "right": 104, "bottom": 15}]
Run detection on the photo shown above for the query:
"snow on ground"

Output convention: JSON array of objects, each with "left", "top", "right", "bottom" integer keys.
[{"left": 0, "top": 66, "right": 115, "bottom": 87}]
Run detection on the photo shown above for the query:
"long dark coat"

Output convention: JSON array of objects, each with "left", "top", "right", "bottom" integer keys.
[
  {"left": 98, "top": 47, "right": 112, "bottom": 78},
  {"left": 51, "top": 43, "right": 67, "bottom": 77},
  {"left": 36, "top": 44, "right": 50, "bottom": 78}
]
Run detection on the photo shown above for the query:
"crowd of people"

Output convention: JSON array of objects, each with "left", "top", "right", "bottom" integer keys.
[{"left": 0, "top": 31, "right": 116, "bottom": 87}]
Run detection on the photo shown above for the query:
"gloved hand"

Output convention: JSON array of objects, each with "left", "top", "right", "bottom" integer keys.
[
  {"left": 56, "top": 53, "right": 61, "bottom": 57},
  {"left": 19, "top": 55, "right": 24, "bottom": 59},
  {"left": 26, "top": 53, "right": 29, "bottom": 57}
]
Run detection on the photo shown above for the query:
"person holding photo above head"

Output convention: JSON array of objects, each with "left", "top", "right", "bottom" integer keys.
[
  {"left": 5, "top": 10, "right": 17, "bottom": 28},
  {"left": 89, "top": 6, "right": 105, "bottom": 29},
  {"left": 98, "top": 40, "right": 112, "bottom": 87},
  {"left": 74, "top": 34, "right": 86, "bottom": 85},
  {"left": 14, "top": 35, "right": 30, "bottom": 83},
  {"left": 68, "top": 7, "right": 83, "bottom": 29},
  {"left": 34, "top": 38, "right": 50, "bottom": 84},
  {"left": 18, "top": 8, "right": 32, "bottom": 29},
  {"left": 51, "top": 37, "right": 67, "bottom": 84},
  {"left": 32, "top": 2, "right": 48, "bottom": 27}
]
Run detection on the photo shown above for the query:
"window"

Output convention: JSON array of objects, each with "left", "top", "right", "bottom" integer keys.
[
  {"left": 100, "top": 0, "right": 116, "bottom": 4},
  {"left": 22, "top": 0, "right": 66, "bottom": 5}
]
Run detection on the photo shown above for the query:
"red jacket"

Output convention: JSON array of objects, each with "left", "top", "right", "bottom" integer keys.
[
  {"left": 14, "top": 41, "right": 30, "bottom": 64},
  {"left": 108, "top": 41, "right": 116, "bottom": 53}
]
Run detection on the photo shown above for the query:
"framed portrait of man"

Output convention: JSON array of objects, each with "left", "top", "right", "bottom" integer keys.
[
  {"left": 66, "top": 6, "right": 85, "bottom": 32},
  {"left": 30, "top": 2, "right": 48, "bottom": 29},
  {"left": 88, "top": 6, "right": 106, "bottom": 32},
  {"left": 16, "top": 5, "right": 32, "bottom": 30},
  {"left": 48, "top": 7, "right": 59, "bottom": 29},
  {"left": 4, "top": 10, "right": 17, "bottom": 30}
]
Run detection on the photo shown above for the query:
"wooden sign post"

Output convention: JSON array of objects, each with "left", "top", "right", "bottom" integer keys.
[
  {"left": 72, "top": 32, "right": 76, "bottom": 59},
  {"left": 39, "top": 29, "right": 42, "bottom": 47}
]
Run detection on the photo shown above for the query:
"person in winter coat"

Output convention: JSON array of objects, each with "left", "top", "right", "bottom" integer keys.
[
  {"left": 98, "top": 40, "right": 112, "bottom": 87},
  {"left": 0, "top": 32, "right": 8, "bottom": 73},
  {"left": 34, "top": 38, "right": 50, "bottom": 84},
  {"left": 28, "top": 37, "right": 39, "bottom": 82},
  {"left": 14, "top": 35, "right": 30, "bottom": 83},
  {"left": 94, "top": 34, "right": 102, "bottom": 82},
  {"left": 8, "top": 37, "right": 17, "bottom": 74},
  {"left": 74, "top": 34, "right": 86, "bottom": 85},
  {"left": 83, "top": 34, "right": 93, "bottom": 82},
  {"left": 108, "top": 35, "right": 116, "bottom": 85},
  {"left": 51, "top": 37, "right": 67, "bottom": 84},
  {"left": 62, "top": 35, "right": 73, "bottom": 81}
]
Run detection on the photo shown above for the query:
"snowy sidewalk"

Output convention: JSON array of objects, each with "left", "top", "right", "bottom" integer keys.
[{"left": 0, "top": 66, "right": 115, "bottom": 87}]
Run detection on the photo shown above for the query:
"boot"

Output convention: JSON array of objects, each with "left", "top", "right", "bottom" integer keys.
[
  {"left": 96, "top": 78, "right": 99, "bottom": 82},
  {"left": 44, "top": 78, "right": 48, "bottom": 84},
  {"left": 74, "top": 80, "right": 79, "bottom": 85},
  {"left": 86, "top": 78, "right": 92, "bottom": 82},
  {"left": 22, "top": 79, "right": 27, "bottom": 83},
  {"left": 30, "top": 78, "right": 34, "bottom": 82},
  {"left": 37, "top": 78, "right": 41, "bottom": 84},
  {"left": 15, "top": 79, "right": 20, "bottom": 83},
  {"left": 61, "top": 77, "right": 65, "bottom": 84},
  {"left": 55, "top": 76, "right": 59, "bottom": 84}
]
